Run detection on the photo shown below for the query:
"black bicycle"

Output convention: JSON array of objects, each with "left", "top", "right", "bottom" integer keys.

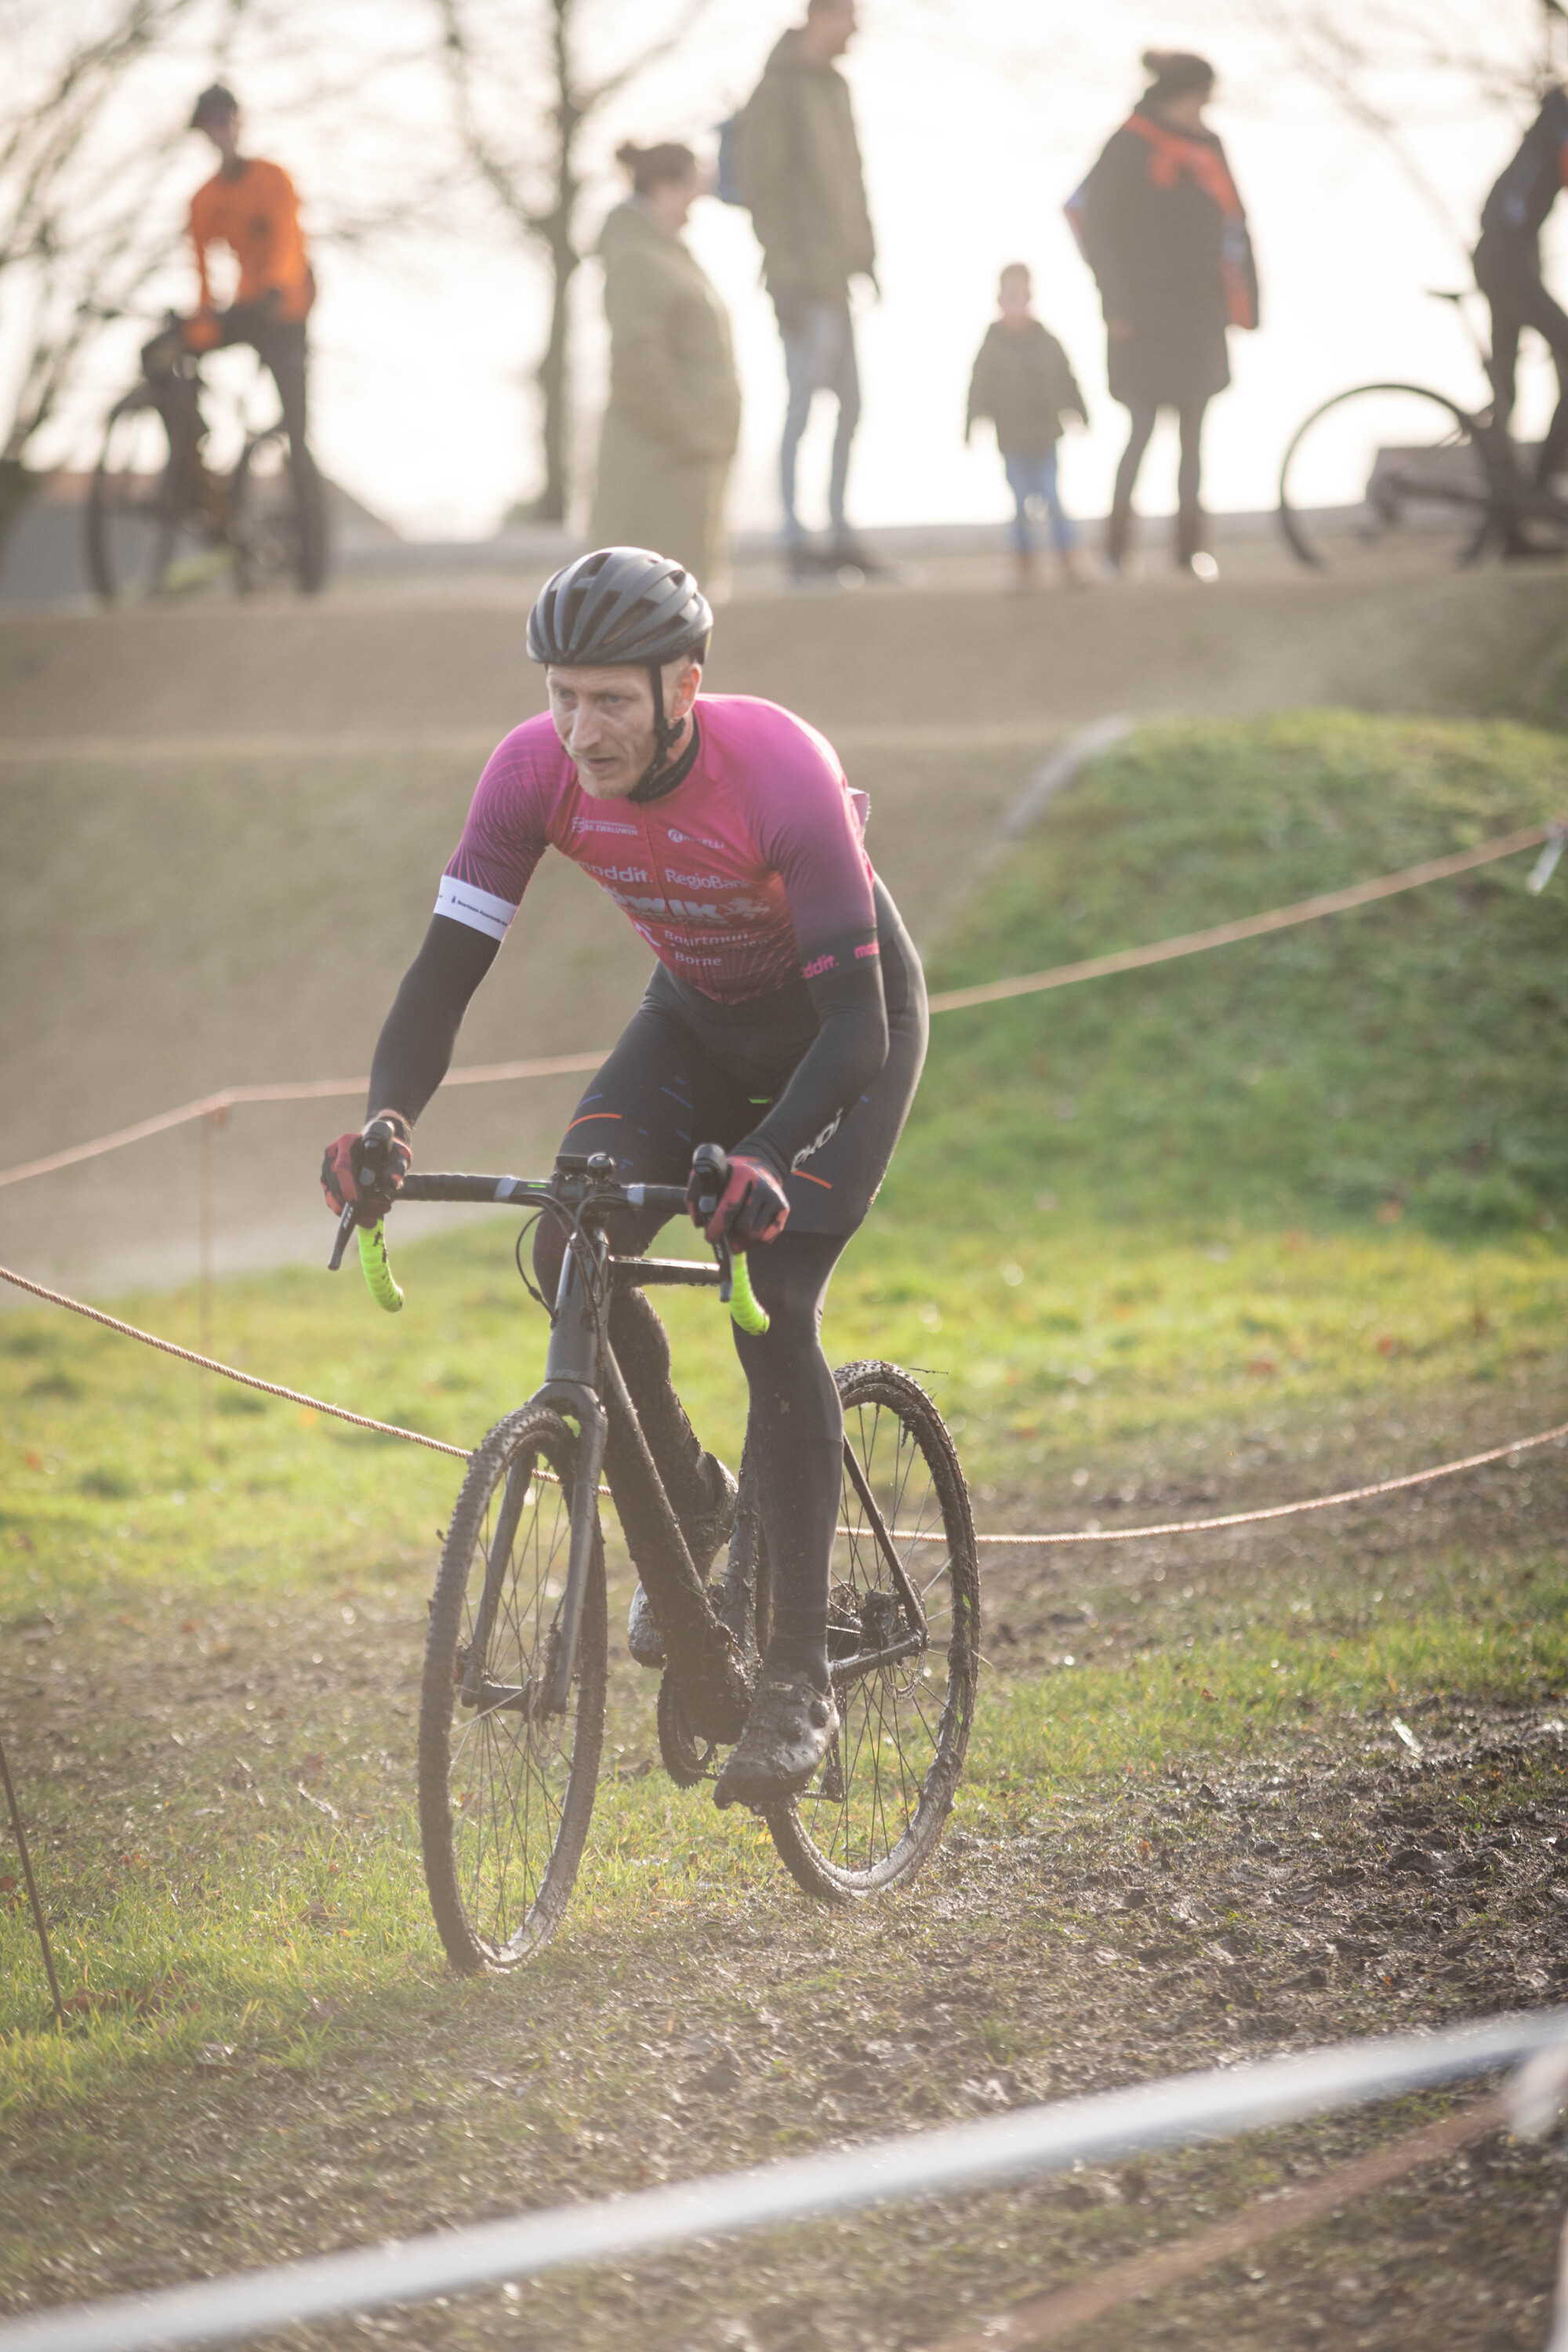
[
  {"left": 87, "top": 312, "right": 326, "bottom": 603},
  {"left": 330, "top": 1145, "right": 980, "bottom": 1971},
  {"left": 1278, "top": 289, "right": 1568, "bottom": 571}
]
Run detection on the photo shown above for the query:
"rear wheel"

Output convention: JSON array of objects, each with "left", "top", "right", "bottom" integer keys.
[
  {"left": 230, "top": 426, "right": 326, "bottom": 593},
  {"left": 86, "top": 388, "right": 181, "bottom": 602},
  {"left": 419, "top": 1404, "right": 607, "bottom": 1971},
  {"left": 1278, "top": 383, "right": 1500, "bottom": 572},
  {"left": 764, "top": 1363, "right": 979, "bottom": 1901}
]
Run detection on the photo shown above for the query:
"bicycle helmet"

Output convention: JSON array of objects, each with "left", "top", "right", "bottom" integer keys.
[
  {"left": 528, "top": 546, "right": 713, "bottom": 790},
  {"left": 528, "top": 546, "right": 712, "bottom": 666}
]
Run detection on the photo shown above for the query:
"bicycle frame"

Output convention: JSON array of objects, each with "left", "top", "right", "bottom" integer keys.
[
  {"left": 333, "top": 1154, "right": 935, "bottom": 1735},
  {"left": 340, "top": 1161, "right": 763, "bottom": 1738}
]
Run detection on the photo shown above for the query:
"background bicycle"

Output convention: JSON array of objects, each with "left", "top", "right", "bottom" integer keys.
[
  {"left": 331, "top": 1148, "right": 981, "bottom": 1971},
  {"left": 1277, "top": 290, "right": 1568, "bottom": 572},
  {"left": 86, "top": 311, "right": 327, "bottom": 604}
]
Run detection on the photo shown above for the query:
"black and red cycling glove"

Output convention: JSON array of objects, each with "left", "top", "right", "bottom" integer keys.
[
  {"left": 686, "top": 1145, "right": 789, "bottom": 1249},
  {"left": 321, "top": 1112, "right": 412, "bottom": 1221}
]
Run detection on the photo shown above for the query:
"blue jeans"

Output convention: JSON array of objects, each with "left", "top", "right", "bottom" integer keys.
[
  {"left": 1003, "top": 448, "right": 1076, "bottom": 554},
  {"left": 779, "top": 297, "right": 861, "bottom": 541}
]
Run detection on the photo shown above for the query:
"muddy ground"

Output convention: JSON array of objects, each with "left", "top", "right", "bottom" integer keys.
[{"left": 5, "top": 1386, "right": 1568, "bottom": 2350}]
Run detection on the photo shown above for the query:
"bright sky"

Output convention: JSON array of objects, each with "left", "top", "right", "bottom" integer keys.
[{"left": 27, "top": 0, "right": 1568, "bottom": 542}]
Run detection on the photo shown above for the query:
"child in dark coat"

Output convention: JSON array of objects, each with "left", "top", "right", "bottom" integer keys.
[{"left": 966, "top": 263, "right": 1089, "bottom": 587}]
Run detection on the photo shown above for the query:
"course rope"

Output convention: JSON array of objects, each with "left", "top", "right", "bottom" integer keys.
[
  {"left": 921, "top": 1416, "right": 1568, "bottom": 1547},
  {"left": 2, "top": 1260, "right": 1564, "bottom": 1547},
  {"left": 0, "top": 1262, "right": 470, "bottom": 1462},
  {"left": 2, "top": 820, "right": 1556, "bottom": 1192},
  {"left": 922, "top": 819, "right": 1559, "bottom": 1015}
]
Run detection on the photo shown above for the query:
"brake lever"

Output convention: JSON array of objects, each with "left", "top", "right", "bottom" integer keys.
[{"left": 327, "top": 1202, "right": 358, "bottom": 1271}]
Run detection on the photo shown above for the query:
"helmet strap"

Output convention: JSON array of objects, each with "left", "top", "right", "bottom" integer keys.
[{"left": 630, "top": 659, "right": 691, "bottom": 803}]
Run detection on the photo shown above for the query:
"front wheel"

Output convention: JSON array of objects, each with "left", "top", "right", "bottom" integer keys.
[
  {"left": 86, "top": 387, "right": 180, "bottom": 603},
  {"left": 419, "top": 1403, "right": 607, "bottom": 1971},
  {"left": 765, "top": 1363, "right": 980, "bottom": 1902},
  {"left": 1278, "top": 383, "right": 1498, "bottom": 572}
]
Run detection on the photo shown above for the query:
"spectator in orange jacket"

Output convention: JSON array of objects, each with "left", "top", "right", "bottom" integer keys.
[{"left": 182, "top": 84, "right": 323, "bottom": 581}]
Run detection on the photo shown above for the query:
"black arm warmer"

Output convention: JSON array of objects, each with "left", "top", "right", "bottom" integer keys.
[
  {"left": 366, "top": 915, "right": 499, "bottom": 1126},
  {"left": 735, "top": 952, "right": 890, "bottom": 1182}
]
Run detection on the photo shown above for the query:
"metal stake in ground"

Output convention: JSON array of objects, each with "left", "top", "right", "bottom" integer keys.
[
  {"left": 198, "top": 1106, "right": 226, "bottom": 1461},
  {"left": 0, "top": 1724, "right": 66, "bottom": 2031}
]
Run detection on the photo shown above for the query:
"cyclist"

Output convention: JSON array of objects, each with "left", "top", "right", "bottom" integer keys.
[
  {"left": 1475, "top": 85, "right": 1568, "bottom": 489},
  {"left": 164, "top": 84, "right": 323, "bottom": 583},
  {"left": 321, "top": 546, "right": 928, "bottom": 1805}
]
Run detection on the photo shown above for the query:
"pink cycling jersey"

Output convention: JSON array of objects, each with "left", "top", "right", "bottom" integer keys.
[{"left": 438, "top": 695, "right": 878, "bottom": 1007}]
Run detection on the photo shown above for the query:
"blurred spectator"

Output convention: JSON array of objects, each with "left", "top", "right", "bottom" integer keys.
[
  {"left": 966, "top": 263, "right": 1089, "bottom": 590},
  {"left": 734, "top": 0, "right": 877, "bottom": 575},
  {"left": 590, "top": 142, "right": 740, "bottom": 587},
  {"left": 1475, "top": 86, "right": 1568, "bottom": 489},
  {"left": 183, "top": 83, "right": 323, "bottom": 584},
  {"left": 1067, "top": 51, "right": 1258, "bottom": 579}
]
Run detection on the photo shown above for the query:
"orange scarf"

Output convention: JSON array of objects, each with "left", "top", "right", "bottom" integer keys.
[{"left": 1124, "top": 112, "right": 1254, "bottom": 328}]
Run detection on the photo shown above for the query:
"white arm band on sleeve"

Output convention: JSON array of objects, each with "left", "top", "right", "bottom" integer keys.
[{"left": 436, "top": 873, "right": 517, "bottom": 942}]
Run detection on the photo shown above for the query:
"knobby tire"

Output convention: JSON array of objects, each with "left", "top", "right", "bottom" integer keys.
[
  {"left": 419, "top": 1403, "right": 607, "bottom": 1971},
  {"left": 765, "top": 1362, "right": 980, "bottom": 1902}
]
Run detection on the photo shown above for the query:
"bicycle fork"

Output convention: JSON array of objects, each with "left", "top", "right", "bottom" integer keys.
[{"left": 519, "top": 1231, "right": 748, "bottom": 1733}]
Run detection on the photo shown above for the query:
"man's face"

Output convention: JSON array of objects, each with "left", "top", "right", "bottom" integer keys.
[
  {"left": 546, "top": 662, "right": 699, "bottom": 798},
  {"left": 201, "top": 106, "right": 241, "bottom": 163},
  {"left": 812, "top": 0, "right": 858, "bottom": 58}
]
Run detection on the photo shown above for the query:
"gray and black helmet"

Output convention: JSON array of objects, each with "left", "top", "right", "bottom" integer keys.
[
  {"left": 528, "top": 547, "right": 713, "bottom": 794},
  {"left": 527, "top": 546, "right": 712, "bottom": 670}
]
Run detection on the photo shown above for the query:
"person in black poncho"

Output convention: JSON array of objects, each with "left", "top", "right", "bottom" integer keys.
[{"left": 1067, "top": 50, "right": 1258, "bottom": 578}]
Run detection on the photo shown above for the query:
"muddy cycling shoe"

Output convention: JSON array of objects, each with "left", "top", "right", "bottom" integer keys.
[
  {"left": 713, "top": 1675, "right": 839, "bottom": 1809},
  {"left": 626, "top": 1453, "right": 739, "bottom": 1669}
]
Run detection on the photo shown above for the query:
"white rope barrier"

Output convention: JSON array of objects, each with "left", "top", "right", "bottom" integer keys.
[{"left": 1, "top": 2009, "right": 1563, "bottom": 2352}]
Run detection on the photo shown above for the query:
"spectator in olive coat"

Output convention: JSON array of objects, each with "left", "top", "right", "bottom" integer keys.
[
  {"left": 1067, "top": 50, "right": 1258, "bottom": 577},
  {"left": 590, "top": 143, "right": 741, "bottom": 587}
]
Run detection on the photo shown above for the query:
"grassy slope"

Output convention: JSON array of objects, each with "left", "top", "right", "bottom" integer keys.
[{"left": 4, "top": 709, "right": 1568, "bottom": 2118}]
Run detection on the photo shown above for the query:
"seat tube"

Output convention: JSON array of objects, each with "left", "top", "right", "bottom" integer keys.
[{"left": 543, "top": 1232, "right": 609, "bottom": 1715}]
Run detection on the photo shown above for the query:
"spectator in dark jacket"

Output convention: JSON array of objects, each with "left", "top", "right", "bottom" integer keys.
[
  {"left": 966, "top": 263, "right": 1089, "bottom": 589},
  {"left": 734, "top": 0, "right": 877, "bottom": 575},
  {"left": 1475, "top": 86, "right": 1568, "bottom": 488},
  {"left": 1067, "top": 50, "right": 1258, "bottom": 577}
]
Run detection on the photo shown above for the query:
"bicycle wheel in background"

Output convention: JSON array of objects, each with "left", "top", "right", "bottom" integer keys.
[
  {"left": 86, "top": 387, "right": 179, "bottom": 602},
  {"left": 419, "top": 1403, "right": 608, "bottom": 1971},
  {"left": 1278, "top": 383, "right": 1497, "bottom": 572},
  {"left": 765, "top": 1362, "right": 979, "bottom": 1903},
  {"left": 230, "top": 426, "right": 305, "bottom": 593}
]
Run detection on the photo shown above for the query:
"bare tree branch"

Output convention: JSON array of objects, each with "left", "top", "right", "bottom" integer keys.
[{"left": 430, "top": 0, "right": 728, "bottom": 523}]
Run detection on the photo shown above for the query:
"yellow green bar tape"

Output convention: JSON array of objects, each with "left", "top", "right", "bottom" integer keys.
[
  {"left": 358, "top": 1221, "right": 405, "bottom": 1313},
  {"left": 728, "top": 1249, "right": 769, "bottom": 1336}
]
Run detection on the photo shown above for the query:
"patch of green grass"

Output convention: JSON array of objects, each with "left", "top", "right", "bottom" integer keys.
[{"left": 908, "top": 709, "right": 1568, "bottom": 1236}]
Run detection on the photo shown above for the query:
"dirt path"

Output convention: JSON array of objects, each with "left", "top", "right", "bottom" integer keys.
[{"left": 4, "top": 1392, "right": 1568, "bottom": 2349}]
